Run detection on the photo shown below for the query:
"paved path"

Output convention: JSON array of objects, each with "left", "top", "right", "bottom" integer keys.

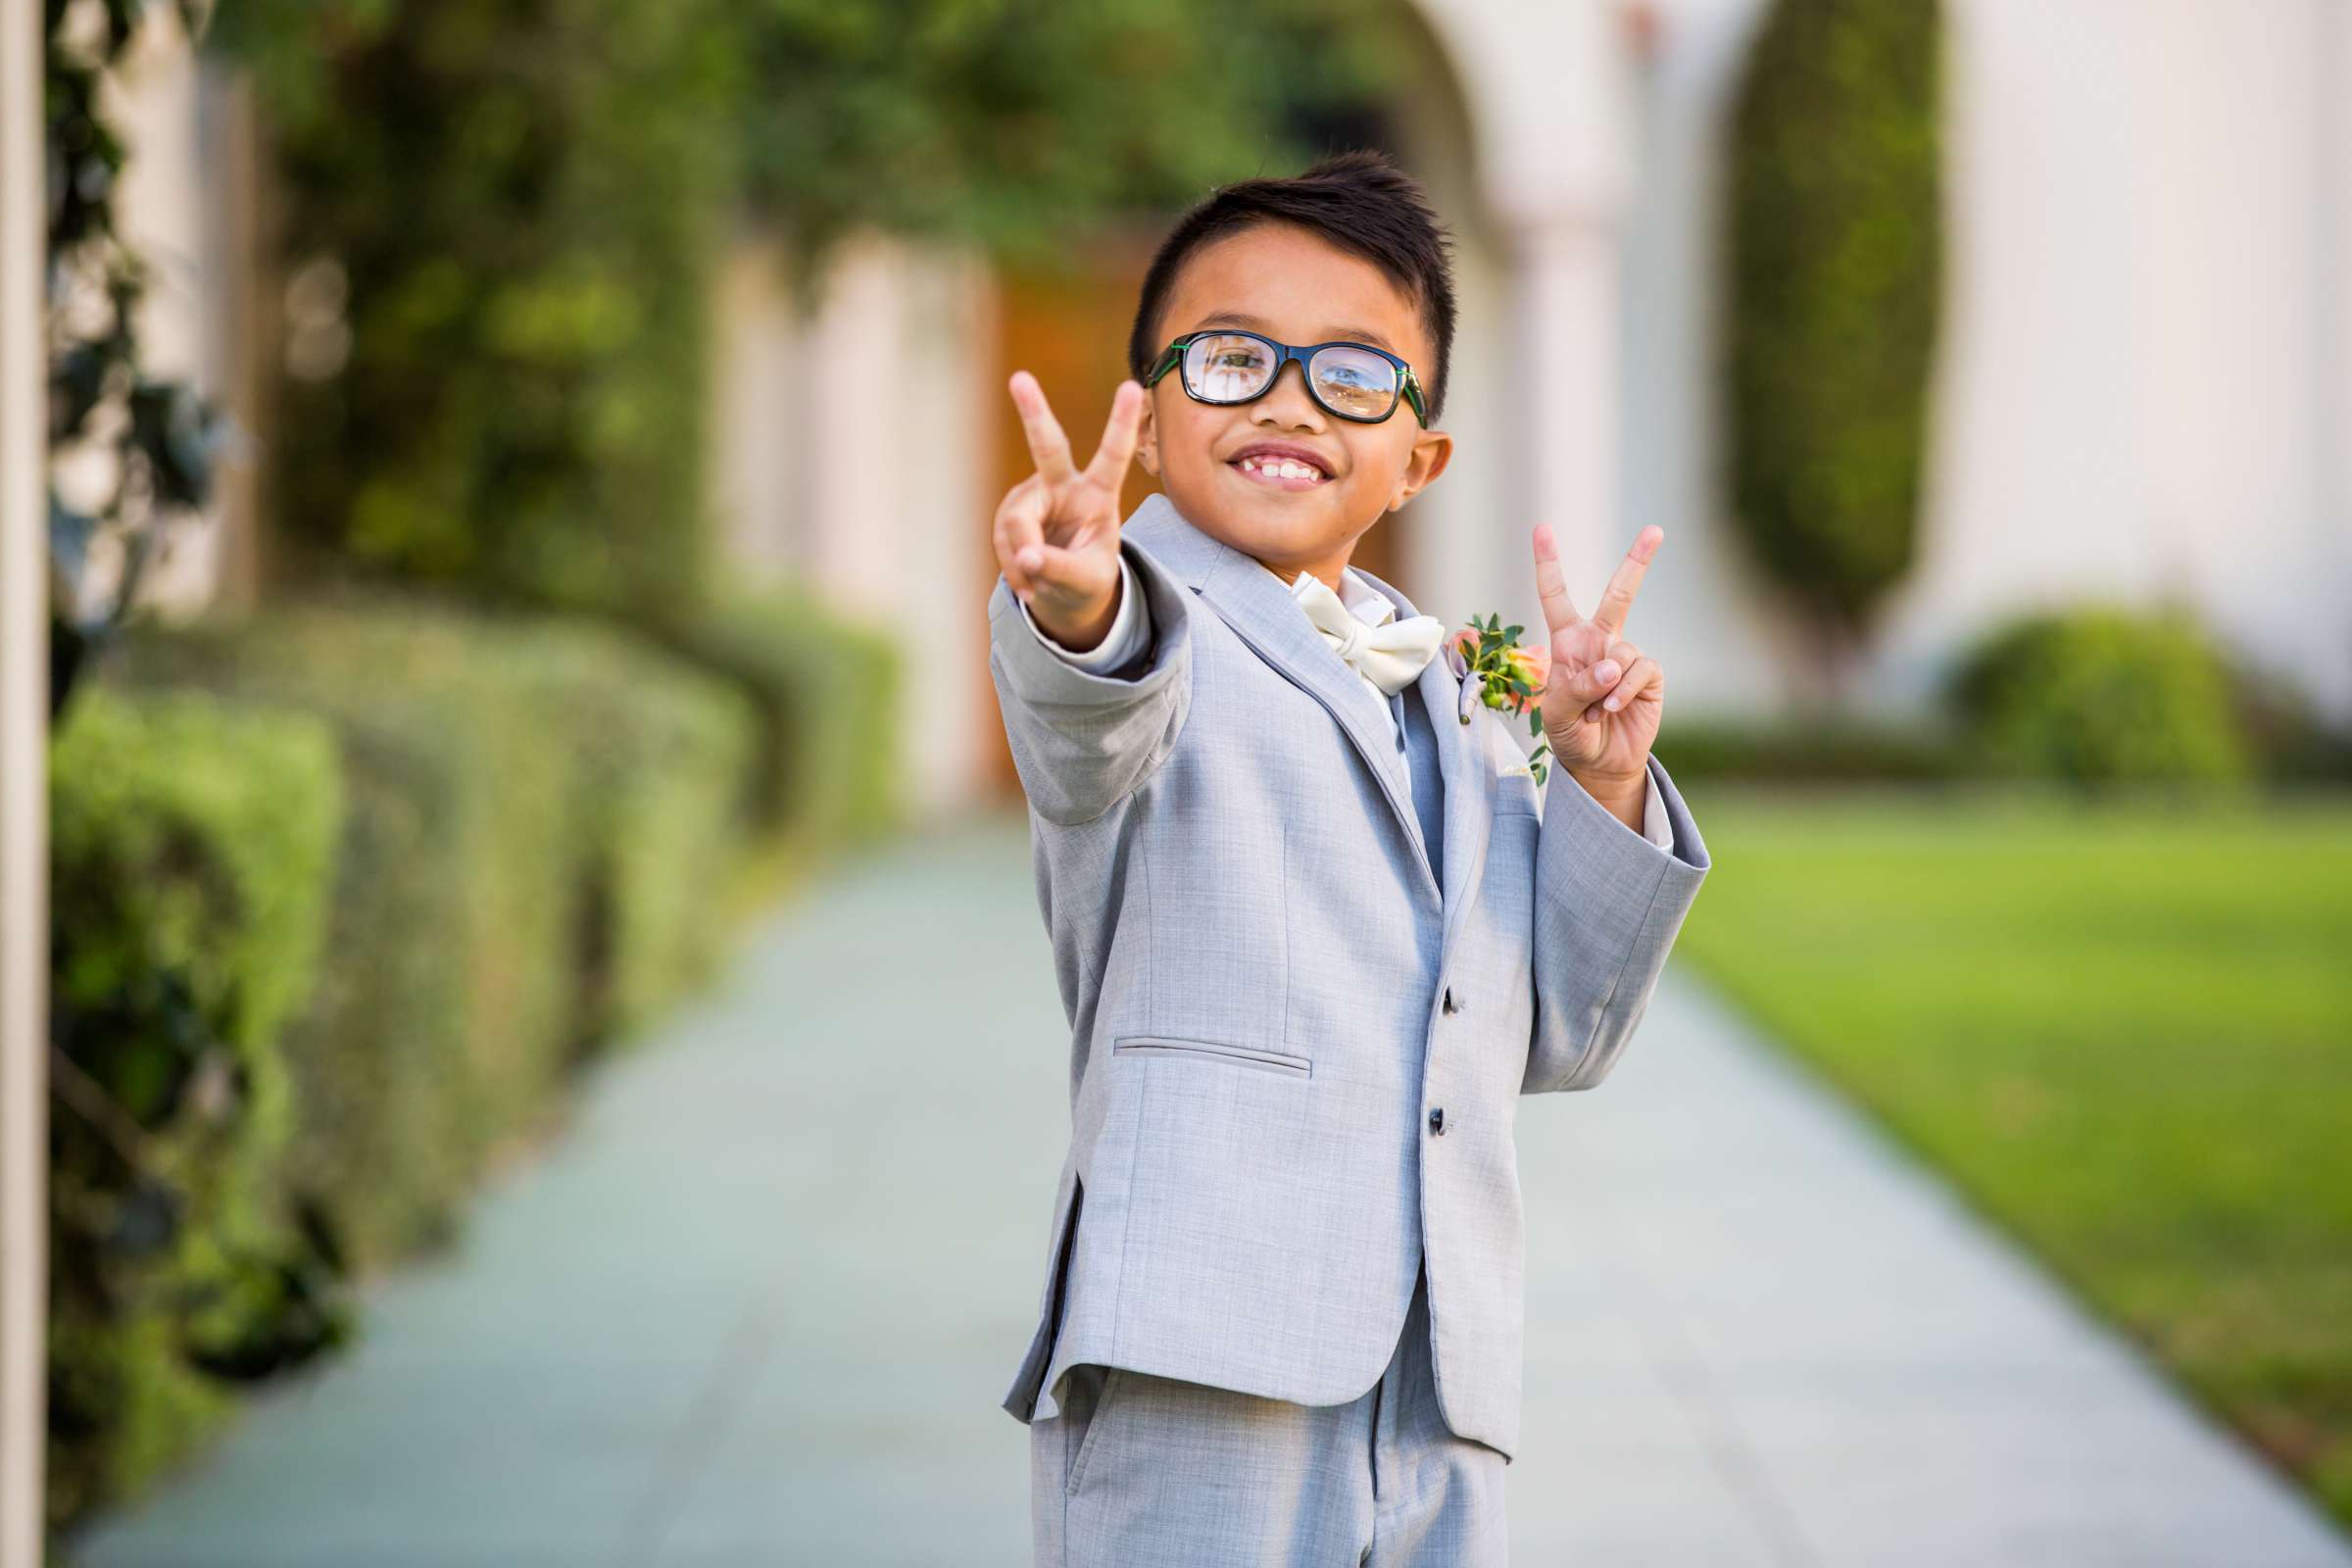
[{"left": 73, "top": 815, "right": 2352, "bottom": 1567}]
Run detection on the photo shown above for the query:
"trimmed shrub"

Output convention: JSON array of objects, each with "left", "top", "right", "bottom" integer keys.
[
  {"left": 1943, "top": 604, "right": 2255, "bottom": 790},
  {"left": 47, "top": 690, "right": 342, "bottom": 1528},
  {"left": 58, "top": 581, "right": 893, "bottom": 1533},
  {"left": 1724, "top": 0, "right": 1944, "bottom": 670},
  {"left": 105, "top": 590, "right": 758, "bottom": 1270},
  {"left": 652, "top": 586, "right": 906, "bottom": 855},
  {"left": 497, "top": 622, "right": 761, "bottom": 1043},
  {"left": 110, "top": 604, "right": 584, "bottom": 1267}
]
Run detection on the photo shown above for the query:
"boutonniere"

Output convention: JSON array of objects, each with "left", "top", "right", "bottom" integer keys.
[{"left": 1446, "top": 613, "right": 1553, "bottom": 784}]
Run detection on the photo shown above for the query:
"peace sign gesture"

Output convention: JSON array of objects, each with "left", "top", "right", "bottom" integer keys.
[
  {"left": 994, "top": 370, "right": 1148, "bottom": 653},
  {"left": 1532, "top": 522, "right": 1667, "bottom": 794}
]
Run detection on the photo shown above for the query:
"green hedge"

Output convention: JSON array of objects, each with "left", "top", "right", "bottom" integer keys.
[
  {"left": 47, "top": 689, "right": 343, "bottom": 1527},
  {"left": 1659, "top": 605, "right": 2349, "bottom": 789},
  {"left": 1656, "top": 717, "right": 1969, "bottom": 784},
  {"left": 106, "top": 591, "right": 759, "bottom": 1272},
  {"left": 1944, "top": 603, "right": 2256, "bottom": 791},
  {"left": 53, "top": 583, "right": 897, "bottom": 1539},
  {"left": 499, "top": 620, "right": 763, "bottom": 1043},
  {"left": 651, "top": 585, "right": 905, "bottom": 858}
]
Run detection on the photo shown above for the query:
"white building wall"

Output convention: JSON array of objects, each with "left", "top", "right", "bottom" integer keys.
[
  {"left": 1623, "top": 0, "right": 2351, "bottom": 723},
  {"left": 705, "top": 228, "right": 999, "bottom": 816}
]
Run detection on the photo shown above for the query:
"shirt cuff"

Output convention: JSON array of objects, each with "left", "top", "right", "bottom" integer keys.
[
  {"left": 1640, "top": 766, "right": 1674, "bottom": 852},
  {"left": 1017, "top": 555, "right": 1149, "bottom": 672}
]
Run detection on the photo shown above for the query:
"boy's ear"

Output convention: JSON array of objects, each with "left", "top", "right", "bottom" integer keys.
[
  {"left": 1389, "top": 426, "right": 1453, "bottom": 511},
  {"left": 1136, "top": 397, "right": 1159, "bottom": 478}
]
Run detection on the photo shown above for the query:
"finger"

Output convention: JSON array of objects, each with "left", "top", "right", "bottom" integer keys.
[
  {"left": 1009, "top": 370, "right": 1078, "bottom": 485},
  {"left": 1084, "top": 379, "right": 1147, "bottom": 492},
  {"left": 1530, "top": 523, "right": 1583, "bottom": 633},
  {"left": 1591, "top": 525, "right": 1664, "bottom": 636},
  {"left": 1597, "top": 656, "right": 1659, "bottom": 714}
]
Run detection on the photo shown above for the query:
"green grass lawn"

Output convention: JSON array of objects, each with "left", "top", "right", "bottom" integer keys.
[{"left": 1670, "top": 785, "right": 2352, "bottom": 1530}]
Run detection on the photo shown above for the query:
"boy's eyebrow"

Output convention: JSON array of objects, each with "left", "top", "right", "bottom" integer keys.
[{"left": 1191, "top": 311, "right": 1399, "bottom": 354}]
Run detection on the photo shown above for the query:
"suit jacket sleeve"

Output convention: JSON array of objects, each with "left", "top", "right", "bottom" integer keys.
[
  {"left": 1522, "top": 751, "right": 1711, "bottom": 1094},
  {"left": 987, "top": 538, "right": 1194, "bottom": 826}
]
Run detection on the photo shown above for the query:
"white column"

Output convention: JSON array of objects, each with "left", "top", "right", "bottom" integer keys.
[
  {"left": 1, "top": 0, "right": 52, "bottom": 1559},
  {"left": 1508, "top": 213, "right": 1625, "bottom": 595},
  {"left": 1415, "top": 0, "right": 1636, "bottom": 611}
]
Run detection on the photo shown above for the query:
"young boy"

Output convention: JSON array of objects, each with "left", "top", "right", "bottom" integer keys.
[{"left": 986, "top": 150, "right": 1710, "bottom": 1565}]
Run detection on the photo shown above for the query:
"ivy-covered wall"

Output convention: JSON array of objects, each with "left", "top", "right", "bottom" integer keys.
[{"left": 218, "top": 0, "right": 741, "bottom": 626}]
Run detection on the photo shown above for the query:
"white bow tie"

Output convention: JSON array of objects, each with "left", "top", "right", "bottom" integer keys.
[{"left": 1290, "top": 570, "right": 1447, "bottom": 698}]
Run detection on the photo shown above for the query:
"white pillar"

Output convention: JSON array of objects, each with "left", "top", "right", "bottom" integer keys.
[
  {"left": 0, "top": 0, "right": 52, "bottom": 1558},
  {"left": 1413, "top": 0, "right": 1635, "bottom": 606},
  {"left": 1508, "top": 213, "right": 1625, "bottom": 595}
]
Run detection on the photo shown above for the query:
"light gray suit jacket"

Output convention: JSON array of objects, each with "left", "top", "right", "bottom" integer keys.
[{"left": 987, "top": 492, "right": 1711, "bottom": 1459}]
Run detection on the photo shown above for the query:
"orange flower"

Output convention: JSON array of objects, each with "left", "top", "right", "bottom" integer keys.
[{"left": 1501, "top": 642, "right": 1550, "bottom": 714}]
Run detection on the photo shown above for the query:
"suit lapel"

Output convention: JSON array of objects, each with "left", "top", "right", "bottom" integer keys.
[
  {"left": 1123, "top": 494, "right": 1492, "bottom": 925},
  {"left": 1125, "top": 495, "right": 1432, "bottom": 901}
]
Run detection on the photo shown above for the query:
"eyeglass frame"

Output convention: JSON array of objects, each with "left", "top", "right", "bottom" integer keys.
[{"left": 1144, "top": 328, "right": 1431, "bottom": 427}]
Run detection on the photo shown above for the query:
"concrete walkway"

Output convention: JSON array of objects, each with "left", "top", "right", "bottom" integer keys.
[{"left": 72, "top": 815, "right": 2352, "bottom": 1567}]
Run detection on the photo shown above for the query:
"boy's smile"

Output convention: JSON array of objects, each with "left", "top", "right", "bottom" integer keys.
[{"left": 1136, "top": 222, "right": 1453, "bottom": 591}]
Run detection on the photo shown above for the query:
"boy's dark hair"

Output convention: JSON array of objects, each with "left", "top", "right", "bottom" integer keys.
[{"left": 1126, "top": 148, "right": 1459, "bottom": 426}]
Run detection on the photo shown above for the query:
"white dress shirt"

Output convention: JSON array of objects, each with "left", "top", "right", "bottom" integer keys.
[{"left": 1017, "top": 553, "right": 1676, "bottom": 853}]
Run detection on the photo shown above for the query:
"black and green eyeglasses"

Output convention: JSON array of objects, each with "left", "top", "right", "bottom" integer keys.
[{"left": 1145, "top": 329, "right": 1430, "bottom": 426}]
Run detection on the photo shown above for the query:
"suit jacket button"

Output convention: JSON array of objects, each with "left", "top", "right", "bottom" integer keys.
[{"left": 1429, "top": 1106, "right": 1446, "bottom": 1136}]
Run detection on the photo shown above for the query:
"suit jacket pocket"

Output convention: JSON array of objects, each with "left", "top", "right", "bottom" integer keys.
[{"left": 1111, "top": 1035, "right": 1312, "bottom": 1078}]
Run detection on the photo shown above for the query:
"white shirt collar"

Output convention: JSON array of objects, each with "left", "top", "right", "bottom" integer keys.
[
  {"left": 1287, "top": 564, "right": 1397, "bottom": 628},
  {"left": 1338, "top": 568, "right": 1397, "bottom": 626}
]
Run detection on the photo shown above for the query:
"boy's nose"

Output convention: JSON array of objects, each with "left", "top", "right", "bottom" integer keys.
[{"left": 1252, "top": 360, "right": 1326, "bottom": 425}]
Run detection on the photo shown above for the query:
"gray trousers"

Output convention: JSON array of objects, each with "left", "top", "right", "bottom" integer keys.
[{"left": 1029, "top": 1267, "right": 1508, "bottom": 1566}]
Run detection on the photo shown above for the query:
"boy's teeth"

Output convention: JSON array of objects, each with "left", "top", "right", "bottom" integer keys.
[{"left": 1242, "top": 456, "right": 1322, "bottom": 481}]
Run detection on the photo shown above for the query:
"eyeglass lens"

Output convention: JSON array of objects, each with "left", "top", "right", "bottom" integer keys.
[{"left": 1182, "top": 333, "right": 1398, "bottom": 419}]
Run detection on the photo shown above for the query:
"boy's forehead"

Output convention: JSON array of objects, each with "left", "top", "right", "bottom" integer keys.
[{"left": 1158, "top": 223, "right": 1430, "bottom": 365}]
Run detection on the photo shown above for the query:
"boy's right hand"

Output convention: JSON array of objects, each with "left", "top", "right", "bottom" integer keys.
[{"left": 995, "top": 370, "right": 1147, "bottom": 655}]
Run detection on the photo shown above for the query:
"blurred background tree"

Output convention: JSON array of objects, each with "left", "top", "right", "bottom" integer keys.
[
  {"left": 731, "top": 0, "right": 1410, "bottom": 303},
  {"left": 209, "top": 0, "right": 745, "bottom": 626},
  {"left": 205, "top": 0, "right": 1410, "bottom": 629},
  {"left": 1722, "top": 0, "right": 1943, "bottom": 706}
]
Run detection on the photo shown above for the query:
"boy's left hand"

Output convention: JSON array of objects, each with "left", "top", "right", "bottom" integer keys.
[{"left": 1531, "top": 522, "right": 1667, "bottom": 810}]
